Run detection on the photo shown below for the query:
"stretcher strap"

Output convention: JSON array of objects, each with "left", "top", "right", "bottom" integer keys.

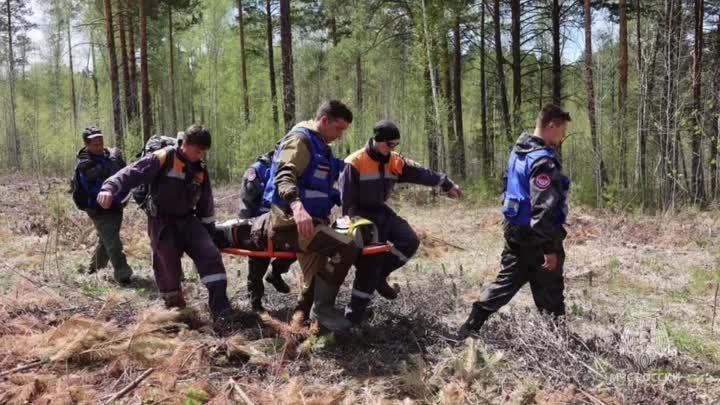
[{"left": 222, "top": 242, "right": 393, "bottom": 259}]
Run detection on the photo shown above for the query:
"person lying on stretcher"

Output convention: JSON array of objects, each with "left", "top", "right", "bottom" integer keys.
[{"left": 212, "top": 213, "right": 387, "bottom": 327}]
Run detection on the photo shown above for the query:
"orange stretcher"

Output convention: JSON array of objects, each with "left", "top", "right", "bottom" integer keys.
[{"left": 222, "top": 239, "right": 393, "bottom": 259}]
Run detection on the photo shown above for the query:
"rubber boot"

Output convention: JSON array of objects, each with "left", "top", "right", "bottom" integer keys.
[
  {"left": 265, "top": 271, "right": 291, "bottom": 293},
  {"left": 344, "top": 295, "right": 371, "bottom": 325},
  {"left": 376, "top": 277, "right": 398, "bottom": 300},
  {"left": 309, "top": 277, "right": 351, "bottom": 333},
  {"left": 458, "top": 303, "right": 492, "bottom": 339}
]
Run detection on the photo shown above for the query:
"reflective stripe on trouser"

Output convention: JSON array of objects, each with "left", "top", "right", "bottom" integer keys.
[
  {"left": 148, "top": 216, "right": 229, "bottom": 311},
  {"left": 89, "top": 211, "right": 132, "bottom": 281},
  {"left": 475, "top": 241, "right": 566, "bottom": 316}
]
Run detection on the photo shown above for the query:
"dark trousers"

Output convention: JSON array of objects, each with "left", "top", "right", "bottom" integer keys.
[
  {"left": 351, "top": 207, "right": 420, "bottom": 297},
  {"left": 148, "top": 215, "right": 230, "bottom": 313},
  {"left": 247, "top": 257, "right": 295, "bottom": 300},
  {"left": 475, "top": 241, "right": 566, "bottom": 316},
  {"left": 88, "top": 211, "right": 132, "bottom": 282}
]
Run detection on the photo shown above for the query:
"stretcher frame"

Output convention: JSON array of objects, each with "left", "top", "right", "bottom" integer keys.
[{"left": 222, "top": 238, "right": 393, "bottom": 259}]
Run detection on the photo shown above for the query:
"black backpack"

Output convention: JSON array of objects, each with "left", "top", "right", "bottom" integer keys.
[{"left": 132, "top": 135, "right": 178, "bottom": 207}]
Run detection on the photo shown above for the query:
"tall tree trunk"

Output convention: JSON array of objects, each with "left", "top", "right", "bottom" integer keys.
[
  {"left": 420, "top": 0, "right": 442, "bottom": 171},
  {"left": 118, "top": 1, "right": 131, "bottom": 124},
  {"left": 452, "top": 11, "right": 465, "bottom": 179},
  {"left": 480, "top": 0, "right": 490, "bottom": 177},
  {"left": 168, "top": 5, "right": 177, "bottom": 132},
  {"left": 127, "top": 3, "right": 138, "bottom": 121},
  {"left": 66, "top": 13, "right": 78, "bottom": 135},
  {"left": 6, "top": 0, "right": 20, "bottom": 168},
  {"left": 441, "top": 32, "right": 455, "bottom": 160},
  {"left": 139, "top": 0, "right": 153, "bottom": 141},
  {"left": 237, "top": 0, "right": 250, "bottom": 124},
  {"left": 635, "top": 0, "right": 646, "bottom": 191},
  {"left": 103, "top": 0, "right": 124, "bottom": 149},
  {"left": 691, "top": 0, "right": 705, "bottom": 203},
  {"left": 618, "top": 0, "right": 629, "bottom": 187},
  {"left": 266, "top": 0, "right": 279, "bottom": 134},
  {"left": 355, "top": 54, "right": 363, "bottom": 113},
  {"left": 711, "top": 13, "right": 720, "bottom": 198},
  {"left": 493, "top": 0, "right": 512, "bottom": 144},
  {"left": 90, "top": 31, "right": 100, "bottom": 124},
  {"left": 583, "top": 0, "right": 607, "bottom": 205},
  {"left": 551, "top": 0, "right": 561, "bottom": 106},
  {"left": 510, "top": 0, "right": 521, "bottom": 133},
  {"left": 279, "top": 0, "right": 296, "bottom": 131}
]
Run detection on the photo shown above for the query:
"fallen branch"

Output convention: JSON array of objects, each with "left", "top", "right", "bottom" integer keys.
[
  {"left": 0, "top": 359, "right": 47, "bottom": 378},
  {"left": 104, "top": 367, "right": 154, "bottom": 404},
  {"left": 229, "top": 378, "right": 255, "bottom": 405}
]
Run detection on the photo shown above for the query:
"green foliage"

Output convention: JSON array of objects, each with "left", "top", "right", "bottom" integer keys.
[
  {"left": 662, "top": 323, "right": 720, "bottom": 363},
  {"left": 182, "top": 388, "right": 209, "bottom": 405}
]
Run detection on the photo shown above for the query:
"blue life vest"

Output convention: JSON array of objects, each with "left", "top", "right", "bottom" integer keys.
[
  {"left": 75, "top": 152, "right": 128, "bottom": 210},
  {"left": 502, "top": 148, "right": 569, "bottom": 226},
  {"left": 263, "top": 127, "right": 342, "bottom": 219},
  {"left": 249, "top": 158, "right": 272, "bottom": 217}
]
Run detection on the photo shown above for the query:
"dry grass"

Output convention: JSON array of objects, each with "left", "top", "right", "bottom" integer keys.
[{"left": 1, "top": 175, "right": 720, "bottom": 404}]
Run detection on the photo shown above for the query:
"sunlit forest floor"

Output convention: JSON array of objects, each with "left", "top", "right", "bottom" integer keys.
[{"left": 1, "top": 174, "right": 720, "bottom": 405}]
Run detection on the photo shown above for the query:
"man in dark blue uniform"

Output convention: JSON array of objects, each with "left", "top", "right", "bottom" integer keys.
[
  {"left": 72, "top": 127, "right": 133, "bottom": 284},
  {"left": 460, "top": 104, "right": 571, "bottom": 337},
  {"left": 238, "top": 151, "right": 295, "bottom": 311}
]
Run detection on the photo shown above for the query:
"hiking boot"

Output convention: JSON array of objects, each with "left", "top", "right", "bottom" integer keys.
[
  {"left": 344, "top": 296, "right": 372, "bottom": 326},
  {"left": 458, "top": 304, "right": 492, "bottom": 339},
  {"left": 265, "top": 272, "right": 290, "bottom": 294},
  {"left": 250, "top": 298, "right": 265, "bottom": 313},
  {"left": 163, "top": 293, "right": 187, "bottom": 310},
  {"left": 376, "top": 278, "right": 398, "bottom": 300},
  {"left": 113, "top": 265, "right": 134, "bottom": 285},
  {"left": 309, "top": 277, "right": 351, "bottom": 333}
]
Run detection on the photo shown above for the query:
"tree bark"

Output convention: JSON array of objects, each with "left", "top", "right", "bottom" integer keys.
[
  {"left": 452, "top": 11, "right": 465, "bottom": 179},
  {"left": 266, "top": 0, "right": 279, "bottom": 134},
  {"left": 480, "top": 0, "right": 490, "bottom": 177},
  {"left": 711, "top": 11, "right": 720, "bottom": 198},
  {"left": 691, "top": 0, "right": 705, "bottom": 203},
  {"left": 551, "top": 0, "right": 561, "bottom": 106},
  {"left": 90, "top": 31, "right": 100, "bottom": 124},
  {"left": 103, "top": 0, "right": 124, "bottom": 149},
  {"left": 510, "top": 0, "right": 521, "bottom": 133},
  {"left": 127, "top": 3, "right": 138, "bottom": 121},
  {"left": 6, "top": 0, "right": 20, "bottom": 168},
  {"left": 118, "top": 1, "right": 132, "bottom": 124},
  {"left": 583, "top": 0, "right": 607, "bottom": 205},
  {"left": 420, "top": 0, "right": 442, "bottom": 171},
  {"left": 139, "top": 0, "right": 153, "bottom": 141},
  {"left": 493, "top": 0, "right": 512, "bottom": 144},
  {"left": 66, "top": 12, "right": 78, "bottom": 135},
  {"left": 279, "top": 0, "right": 296, "bottom": 131},
  {"left": 168, "top": 5, "right": 177, "bottom": 132},
  {"left": 238, "top": 0, "right": 250, "bottom": 124},
  {"left": 618, "top": 0, "right": 629, "bottom": 186},
  {"left": 441, "top": 31, "right": 455, "bottom": 159}
]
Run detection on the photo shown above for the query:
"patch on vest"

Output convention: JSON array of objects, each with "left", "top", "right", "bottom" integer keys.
[
  {"left": 246, "top": 168, "right": 257, "bottom": 182},
  {"left": 534, "top": 174, "right": 552, "bottom": 189}
]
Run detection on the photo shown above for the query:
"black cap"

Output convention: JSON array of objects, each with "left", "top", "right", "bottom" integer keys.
[
  {"left": 82, "top": 127, "right": 103, "bottom": 143},
  {"left": 373, "top": 120, "right": 400, "bottom": 142}
]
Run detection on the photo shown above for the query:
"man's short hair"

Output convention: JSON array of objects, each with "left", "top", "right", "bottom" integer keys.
[
  {"left": 536, "top": 104, "right": 571, "bottom": 128},
  {"left": 315, "top": 100, "right": 353, "bottom": 124},
  {"left": 183, "top": 125, "right": 212, "bottom": 149}
]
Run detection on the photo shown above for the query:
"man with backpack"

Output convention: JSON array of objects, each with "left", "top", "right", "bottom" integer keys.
[
  {"left": 97, "top": 125, "right": 241, "bottom": 328},
  {"left": 238, "top": 151, "right": 295, "bottom": 312},
  {"left": 72, "top": 127, "right": 133, "bottom": 284}
]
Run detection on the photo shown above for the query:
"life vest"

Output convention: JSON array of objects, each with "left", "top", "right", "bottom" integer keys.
[
  {"left": 502, "top": 148, "right": 569, "bottom": 226},
  {"left": 248, "top": 158, "right": 272, "bottom": 217},
  {"left": 263, "top": 127, "right": 342, "bottom": 219}
]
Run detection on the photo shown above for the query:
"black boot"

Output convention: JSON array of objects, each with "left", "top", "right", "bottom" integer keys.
[
  {"left": 458, "top": 304, "right": 492, "bottom": 339},
  {"left": 265, "top": 271, "right": 291, "bottom": 294},
  {"left": 376, "top": 277, "right": 398, "bottom": 300},
  {"left": 344, "top": 296, "right": 371, "bottom": 325}
]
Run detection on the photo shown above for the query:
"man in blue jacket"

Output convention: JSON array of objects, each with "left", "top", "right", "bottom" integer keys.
[
  {"left": 72, "top": 127, "right": 133, "bottom": 284},
  {"left": 460, "top": 104, "right": 571, "bottom": 337},
  {"left": 238, "top": 151, "right": 295, "bottom": 311}
]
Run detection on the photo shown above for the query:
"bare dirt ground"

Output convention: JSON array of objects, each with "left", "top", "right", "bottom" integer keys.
[{"left": 1, "top": 174, "right": 719, "bottom": 405}]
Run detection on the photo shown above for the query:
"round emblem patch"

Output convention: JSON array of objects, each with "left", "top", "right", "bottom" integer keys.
[
  {"left": 534, "top": 174, "right": 552, "bottom": 189},
  {"left": 246, "top": 168, "right": 257, "bottom": 181}
]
